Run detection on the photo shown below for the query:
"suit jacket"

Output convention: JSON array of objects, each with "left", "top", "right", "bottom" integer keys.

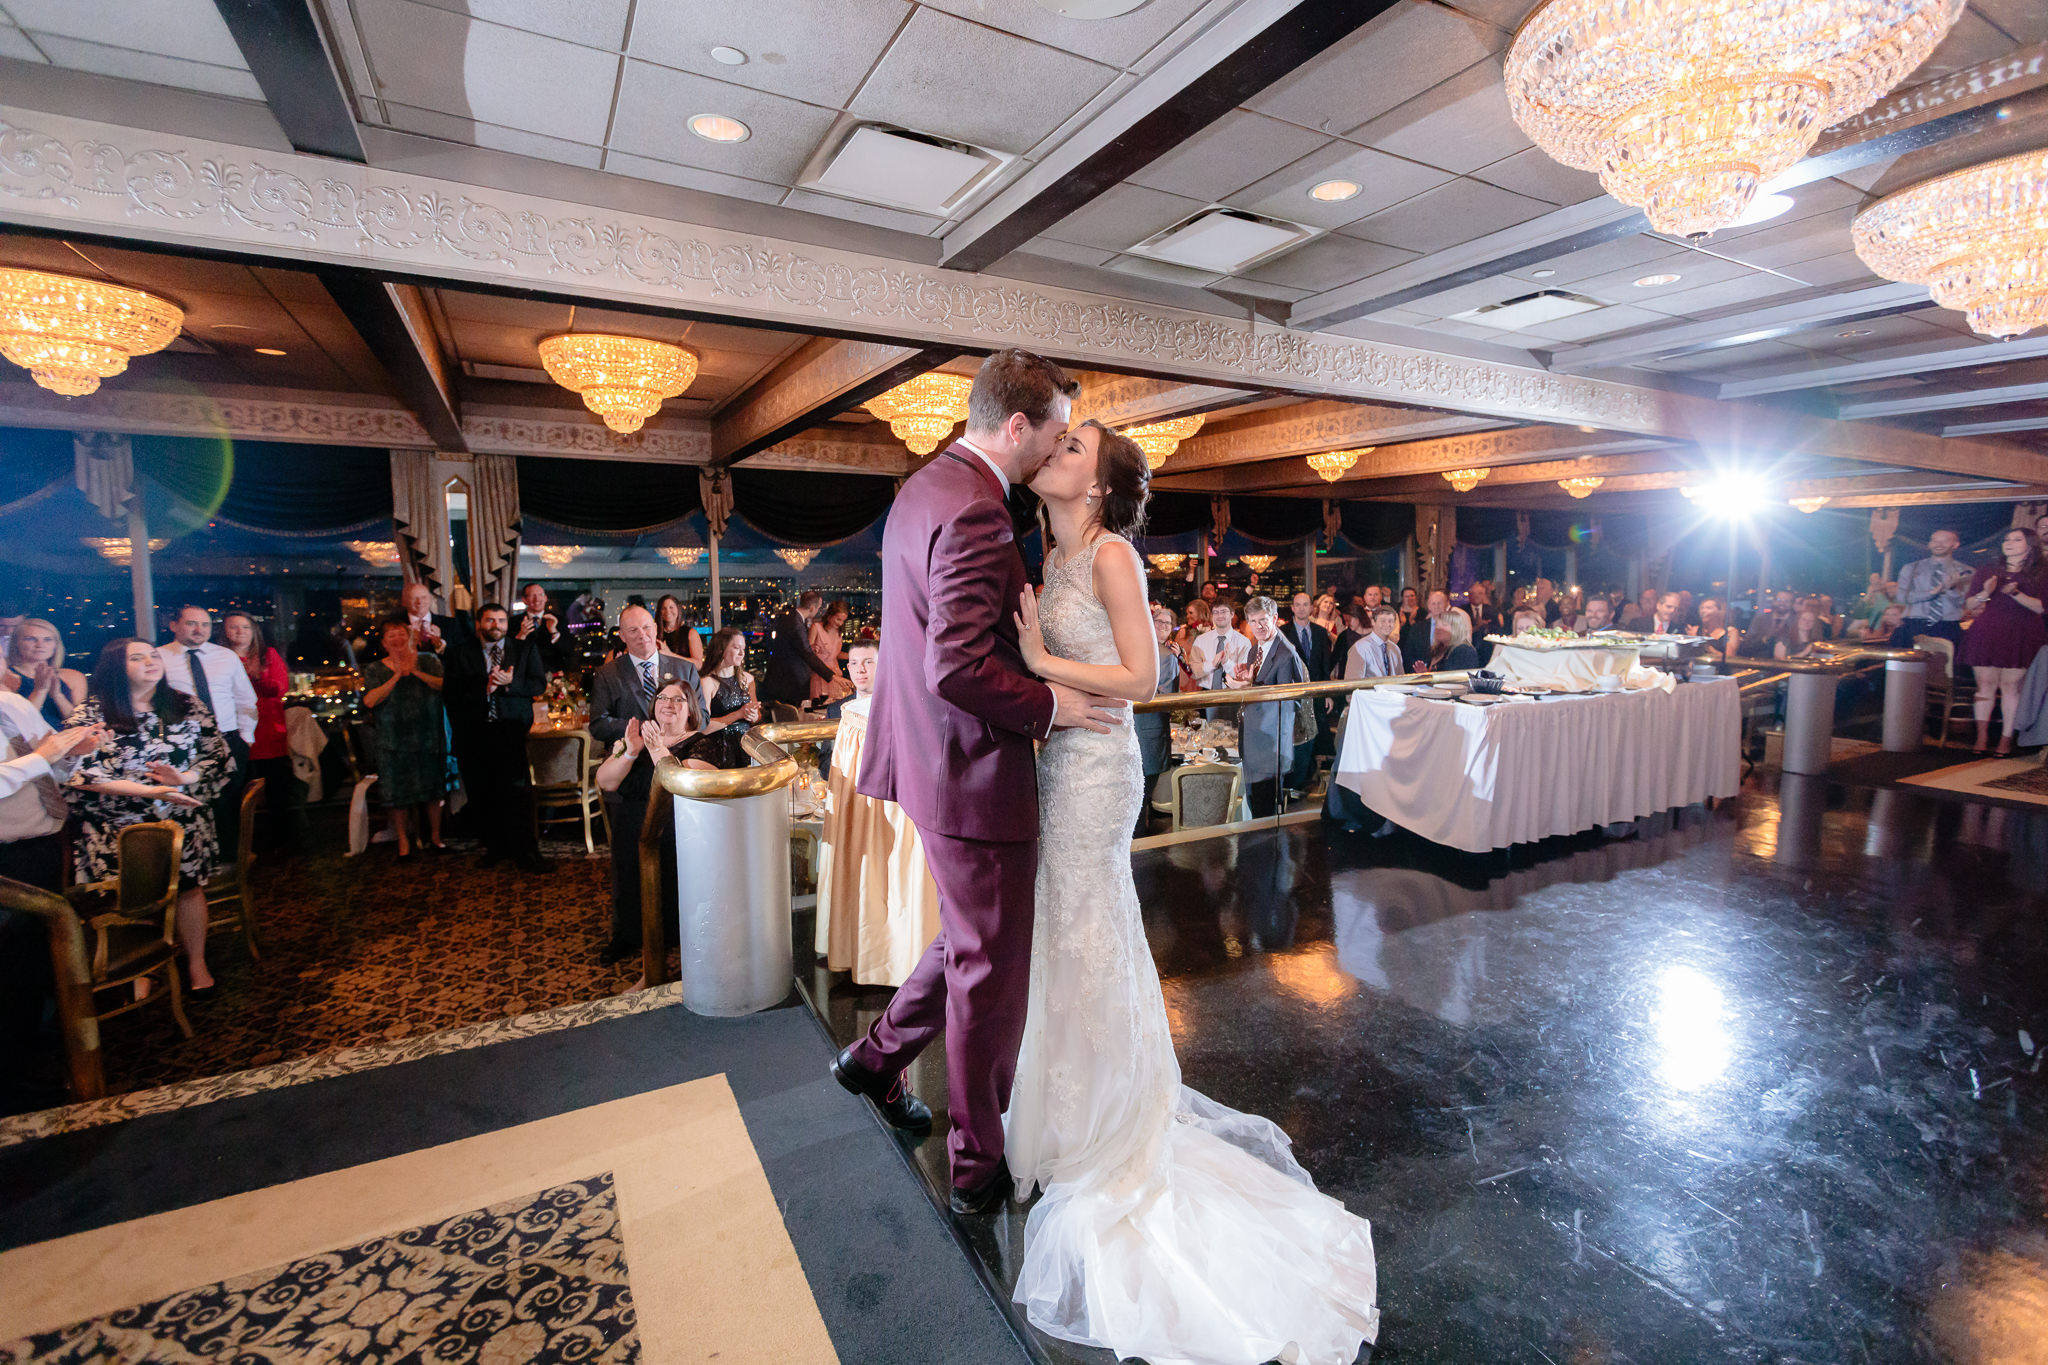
[
  {"left": 858, "top": 444, "right": 1056, "bottom": 842},
  {"left": 1230, "top": 632, "right": 1306, "bottom": 782},
  {"left": 1134, "top": 643, "right": 1181, "bottom": 778},
  {"left": 1398, "top": 617, "right": 1441, "bottom": 667},
  {"left": 760, "top": 606, "right": 835, "bottom": 704},
  {"left": 443, "top": 634, "right": 549, "bottom": 735},
  {"left": 1281, "top": 616, "right": 1333, "bottom": 682},
  {"left": 513, "top": 608, "right": 567, "bottom": 673},
  {"left": 588, "top": 651, "right": 704, "bottom": 751}
]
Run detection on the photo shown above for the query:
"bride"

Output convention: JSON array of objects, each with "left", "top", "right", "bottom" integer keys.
[{"left": 1008, "top": 420, "right": 1379, "bottom": 1365}]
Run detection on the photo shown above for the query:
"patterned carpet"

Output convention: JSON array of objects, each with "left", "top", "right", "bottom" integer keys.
[{"left": 96, "top": 818, "right": 645, "bottom": 1095}]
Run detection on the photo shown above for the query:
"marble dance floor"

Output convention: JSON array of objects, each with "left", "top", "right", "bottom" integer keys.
[{"left": 810, "top": 768, "right": 2048, "bottom": 1364}]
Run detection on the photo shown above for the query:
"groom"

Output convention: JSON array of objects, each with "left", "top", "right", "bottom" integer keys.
[{"left": 832, "top": 349, "right": 1123, "bottom": 1214}]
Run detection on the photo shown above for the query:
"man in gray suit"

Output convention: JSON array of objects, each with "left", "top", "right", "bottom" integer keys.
[
  {"left": 1227, "top": 595, "right": 1307, "bottom": 819},
  {"left": 589, "top": 605, "right": 704, "bottom": 963}
]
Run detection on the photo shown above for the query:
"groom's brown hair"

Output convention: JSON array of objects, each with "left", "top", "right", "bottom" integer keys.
[{"left": 966, "top": 349, "right": 1078, "bottom": 435}]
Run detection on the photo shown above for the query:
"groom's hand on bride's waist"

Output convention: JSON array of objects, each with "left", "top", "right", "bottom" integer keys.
[{"left": 1049, "top": 682, "right": 1126, "bottom": 733}]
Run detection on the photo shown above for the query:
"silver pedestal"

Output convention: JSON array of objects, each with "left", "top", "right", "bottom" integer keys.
[
  {"left": 1882, "top": 659, "right": 1927, "bottom": 753},
  {"left": 1782, "top": 672, "right": 1838, "bottom": 776},
  {"left": 671, "top": 787, "right": 791, "bottom": 1017}
]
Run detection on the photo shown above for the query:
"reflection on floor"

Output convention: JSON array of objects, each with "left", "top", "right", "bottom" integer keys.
[{"left": 809, "top": 769, "right": 2048, "bottom": 1364}]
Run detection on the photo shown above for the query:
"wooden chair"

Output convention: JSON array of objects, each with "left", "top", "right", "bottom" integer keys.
[
  {"left": 1915, "top": 635, "right": 1973, "bottom": 748},
  {"left": 1164, "top": 762, "right": 1245, "bottom": 832},
  {"left": 530, "top": 728, "right": 608, "bottom": 853},
  {"left": 0, "top": 875, "right": 107, "bottom": 1100},
  {"left": 64, "top": 820, "right": 192, "bottom": 1039},
  {"left": 205, "top": 777, "right": 265, "bottom": 960}
]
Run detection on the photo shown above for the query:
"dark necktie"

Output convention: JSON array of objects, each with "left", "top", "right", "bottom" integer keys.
[
  {"left": 638, "top": 657, "right": 656, "bottom": 707},
  {"left": 486, "top": 641, "right": 504, "bottom": 720},
  {"left": 1249, "top": 643, "right": 1264, "bottom": 678},
  {"left": 185, "top": 648, "right": 214, "bottom": 713}
]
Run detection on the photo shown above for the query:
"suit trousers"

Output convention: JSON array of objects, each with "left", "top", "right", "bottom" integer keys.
[
  {"left": 603, "top": 795, "right": 677, "bottom": 952},
  {"left": 455, "top": 717, "right": 538, "bottom": 860},
  {"left": 213, "top": 733, "right": 249, "bottom": 861},
  {"left": 849, "top": 827, "right": 1036, "bottom": 1191}
]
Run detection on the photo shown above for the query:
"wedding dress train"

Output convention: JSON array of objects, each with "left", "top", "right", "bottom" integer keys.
[{"left": 1005, "top": 537, "right": 1378, "bottom": 1365}]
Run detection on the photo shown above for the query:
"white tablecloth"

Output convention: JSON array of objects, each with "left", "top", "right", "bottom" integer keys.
[
  {"left": 1333, "top": 678, "right": 1741, "bottom": 851},
  {"left": 1488, "top": 643, "right": 1664, "bottom": 691}
]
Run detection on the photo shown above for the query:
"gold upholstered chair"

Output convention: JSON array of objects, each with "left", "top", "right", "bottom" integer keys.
[
  {"left": 65, "top": 820, "right": 192, "bottom": 1039},
  {"left": 205, "top": 778, "right": 265, "bottom": 960},
  {"left": 1164, "top": 762, "right": 1245, "bottom": 832}
]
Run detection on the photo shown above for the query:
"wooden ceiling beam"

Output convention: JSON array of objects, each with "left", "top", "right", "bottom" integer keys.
[
  {"left": 316, "top": 269, "right": 465, "bottom": 452},
  {"left": 211, "top": 0, "right": 366, "bottom": 162},
  {"left": 710, "top": 338, "right": 958, "bottom": 467},
  {"left": 1160, "top": 401, "right": 1510, "bottom": 474},
  {"left": 1158, "top": 423, "right": 1662, "bottom": 491}
]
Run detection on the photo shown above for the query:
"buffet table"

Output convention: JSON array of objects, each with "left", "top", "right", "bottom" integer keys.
[{"left": 1332, "top": 677, "right": 1741, "bottom": 852}]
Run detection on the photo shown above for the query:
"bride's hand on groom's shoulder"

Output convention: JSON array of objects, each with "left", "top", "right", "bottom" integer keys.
[{"left": 1015, "top": 588, "right": 1047, "bottom": 672}]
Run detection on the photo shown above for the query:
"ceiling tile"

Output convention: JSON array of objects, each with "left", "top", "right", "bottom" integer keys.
[
  {"left": 4, "top": 0, "right": 247, "bottom": 68},
  {"left": 848, "top": 9, "right": 1116, "bottom": 156},
  {"left": 1504, "top": 233, "right": 1682, "bottom": 286},
  {"left": 383, "top": 101, "right": 602, "bottom": 168},
  {"left": 1437, "top": 0, "right": 1540, "bottom": 28},
  {"left": 1104, "top": 254, "right": 1224, "bottom": 288},
  {"left": 609, "top": 62, "right": 839, "bottom": 183},
  {"left": 436, "top": 290, "right": 574, "bottom": 328},
  {"left": 1388, "top": 274, "right": 1548, "bottom": 319},
  {"left": 354, "top": 0, "right": 620, "bottom": 144},
  {"left": 627, "top": 0, "right": 908, "bottom": 107},
  {"left": 913, "top": 0, "right": 1211, "bottom": 69},
  {"left": 1020, "top": 238, "right": 1118, "bottom": 268},
  {"left": 781, "top": 187, "right": 943, "bottom": 235},
  {"left": 1235, "top": 234, "right": 1418, "bottom": 293},
  {"left": 1642, "top": 339, "right": 1806, "bottom": 374},
  {"left": 1569, "top": 249, "right": 1754, "bottom": 302},
  {"left": 404, "top": 0, "right": 631, "bottom": 48},
  {"left": 1246, "top": 3, "right": 1498, "bottom": 135},
  {"left": 1916, "top": 8, "right": 2019, "bottom": 75},
  {"left": 1714, "top": 207, "right": 1856, "bottom": 270},
  {"left": 0, "top": 27, "right": 42, "bottom": 62},
  {"left": 1229, "top": 143, "right": 1455, "bottom": 229},
  {"left": 1470, "top": 146, "right": 1604, "bottom": 206},
  {"left": 1778, "top": 313, "right": 1954, "bottom": 352},
  {"left": 1640, "top": 272, "right": 1806, "bottom": 315},
  {"left": 1353, "top": 57, "right": 1532, "bottom": 173},
  {"left": 28, "top": 36, "right": 262, "bottom": 98},
  {"left": 1510, "top": 302, "right": 1670, "bottom": 343},
  {"left": 1346, "top": 178, "right": 1551, "bottom": 253},
  {"left": 1044, "top": 182, "right": 1204, "bottom": 253},
  {"left": 1126, "top": 110, "right": 1329, "bottom": 204},
  {"left": 1781, "top": 251, "right": 1883, "bottom": 289},
  {"left": 600, "top": 150, "right": 789, "bottom": 206},
  {"left": 1974, "top": 0, "right": 2048, "bottom": 42}
]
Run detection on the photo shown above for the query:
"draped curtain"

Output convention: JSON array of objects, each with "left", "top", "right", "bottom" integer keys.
[
  {"left": 471, "top": 453, "right": 520, "bottom": 608},
  {"left": 1142, "top": 491, "right": 1210, "bottom": 538},
  {"left": 391, "top": 449, "right": 454, "bottom": 603},
  {"left": 1337, "top": 501, "right": 1414, "bottom": 551},
  {"left": 517, "top": 456, "right": 702, "bottom": 532},
  {"left": 729, "top": 468, "right": 893, "bottom": 544},
  {"left": 1228, "top": 496, "right": 1324, "bottom": 544}
]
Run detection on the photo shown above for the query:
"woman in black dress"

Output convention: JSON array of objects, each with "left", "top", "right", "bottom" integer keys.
[
  {"left": 1960, "top": 527, "right": 2048, "bottom": 754},
  {"left": 693, "top": 626, "right": 761, "bottom": 769}
]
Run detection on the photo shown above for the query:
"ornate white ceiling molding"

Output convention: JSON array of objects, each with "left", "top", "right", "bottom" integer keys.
[
  {"left": 461, "top": 410, "right": 710, "bottom": 462},
  {"left": 0, "top": 106, "right": 1665, "bottom": 434},
  {"left": 0, "top": 382, "right": 432, "bottom": 445}
]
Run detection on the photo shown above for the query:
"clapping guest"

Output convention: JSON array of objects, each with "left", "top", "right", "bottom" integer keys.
[
  {"left": 360, "top": 616, "right": 447, "bottom": 859},
  {"left": 1693, "top": 598, "right": 1741, "bottom": 661},
  {"left": 1191, "top": 601, "right": 1251, "bottom": 689},
  {"left": 67, "top": 639, "right": 233, "bottom": 996},
  {"left": 1227, "top": 596, "right": 1307, "bottom": 818},
  {"left": 6, "top": 619, "right": 86, "bottom": 726},
  {"left": 1173, "top": 600, "right": 1209, "bottom": 658},
  {"left": 444, "top": 604, "right": 551, "bottom": 872},
  {"left": 1134, "top": 605, "right": 1183, "bottom": 837},
  {"left": 1430, "top": 608, "right": 1481, "bottom": 671},
  {"left": 594, "top": 680, "right": 712, "bottom": 965},
  {"left": 653, "top": 593, "right": 703, "bottom": 668},
  {"left": 1960, "top": 526, "right": 2048, "bottom": 755},
  {"left": 1577, "top": 595, "right": 1615, "bottom": 635},
  {"left": 222, "top": 612, "right": 299, "bottom": 853},
  {"left": 517, "top": 582, "right": 570, "bottom": 673},
  {"left": 399, "top": 582, "right": 469, "bottom": 655},
  {"left": 695, "top": 626, "right": 762, "bottom": 770},
  {"left": 159, "top": 605, "right": 257, "bottom": 862},
  {"left": 1397, "top": 586, "right": 1421, "bottom": 628},
  {"left": 1347, "top": 605, "right": 1405, "bottom": 679},
  {"left": 808, "top": 599, "right": 852, "bottom": 705}
]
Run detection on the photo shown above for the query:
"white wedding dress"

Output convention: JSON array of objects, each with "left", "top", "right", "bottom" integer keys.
[{"left": 1005, "top": 536, "right": 1379, "bottom": 1365}]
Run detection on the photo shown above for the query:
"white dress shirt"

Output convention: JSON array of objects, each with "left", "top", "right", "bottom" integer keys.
[
  {"left": 157, "top": 640, "right": 258, "bottom": 744},
  {"left": 1191, "top": 627, "right": 1251, "bottom": 688},
  {"left": 0, "top": 688, "right": 74, "bottom": 839},
  {"left": 1347, "top": 632, "right": 1403, "bottom": 680},
  {"left": 955, "top": 436, "right": 1011, "bottom": 499}
]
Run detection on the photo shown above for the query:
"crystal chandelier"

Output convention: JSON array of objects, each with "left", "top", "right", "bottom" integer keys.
[
  {"left": 534, "top": 545, "right": 583, "bottom": 567},
  {"left": 660, "top": 546, "right": 705, "bottom": 568},
  {"left": 345, "top": 540, "right": 400, "bottom": 568},
  {"left": 1442, "top": 468, "right": 1489, "bottom": 493},
  {"left": 1505, "top": 0, "right": 1959, "bottom": 237},
  {"left": 0, "top": 268, "right": 184, "bottom": 396},
  {"left": 1852, "top": 148, "right": 2048, "bottom": 338},
  {"left": 83, "top": 536, "right": 169, "bottom": 563},
  {"left": 777, "top": 547, "right": 819, "bottom": 570},
  {"left": 865, "top": 373, "right": 973, "bottom": 455},
  {"left": 537, "top": 334, "right": 699, "bottom": 434},
  {"left": 1788, "top": 495, "right": 1830, "bottom": 513},
  {"left": 1240, "top": 554, "right": 1276, "bottom": 574},
  {"left": 1122, "top": 414, "right": 1206, "bottom": 470},
  {"left": 1558, "top": 476, "right": 1605, "bottom": 499},
  {"left": 1306, "top": 447, "right": 1373, "bottom": 483},
  {"left": 1147, "top": 553, "right": 1187, "bottom": 575}
]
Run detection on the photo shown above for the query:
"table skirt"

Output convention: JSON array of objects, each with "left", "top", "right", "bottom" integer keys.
[
  {"left": 1333, "top": 678, "right": 1741, "bottom": 852},
  {"left": 815, "top": 708, "right": 941, "bottom": 987}
]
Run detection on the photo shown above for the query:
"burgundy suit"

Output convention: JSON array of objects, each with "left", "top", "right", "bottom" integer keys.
[{"left": 852, "top": 444, "right": 1056, "bottom": 1189}]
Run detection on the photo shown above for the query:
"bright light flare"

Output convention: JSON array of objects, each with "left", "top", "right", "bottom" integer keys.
[
  {"left": 1656, "top": 965, "right": 1732, "bottom": 1091},
  {"left": 1683, "top": 472, "right": 1773, "bottom": 518}
]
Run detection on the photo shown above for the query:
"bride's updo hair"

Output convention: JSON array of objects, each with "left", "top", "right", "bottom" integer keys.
[{"left": 1082, "top": 419, "right": 1149, "bottom": 538}]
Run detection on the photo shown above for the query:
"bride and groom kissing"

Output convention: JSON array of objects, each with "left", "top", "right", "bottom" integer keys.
[{"left": 829, "top": 348, "right": 1378, "bottom": 1364}]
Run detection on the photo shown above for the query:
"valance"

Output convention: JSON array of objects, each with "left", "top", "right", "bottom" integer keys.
[
  {"left": 131, "top": 437, "right": 392, "bottom": 533},
  {"left": 730, "top": 468, "right": 894, "bottom": 544},
  {"left": 1338, "top": 501, "right": 1414, "bottom": 552},
  {"left": 1229, "top": 497, "right": 1324, "bottom": 544},
  {"left": 517, "top": 457, "right": 702, "bottom": 532}
]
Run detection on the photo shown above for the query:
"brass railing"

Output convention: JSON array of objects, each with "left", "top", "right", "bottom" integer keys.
[{"left": 0, "top": 875, "right": 106, "bottom": 1102}]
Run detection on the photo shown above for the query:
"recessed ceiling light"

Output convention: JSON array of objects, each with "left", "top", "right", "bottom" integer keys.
[
  {"left": 254, "top": 347, "right": 286, "bottom": 356},
  {"left": 689, "top": 114, "right": 750, "bottom": 144},
  {"left": 1837, "top": 327, "right": 1873, "bottom": 337},
  {"left": 708, "top": 46, "right": 746, "bottom": 65},
  {"left": 1634, "top": 273, "right": 1681, "bottom": 287},
  {"left": 1531, "top": 268, "right": 1556, "bottom": 278},
  {"left": 1310, "top": 179, "right": 1360, "bottom": 202}
]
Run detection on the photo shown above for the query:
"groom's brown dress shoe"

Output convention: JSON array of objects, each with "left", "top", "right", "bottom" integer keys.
[
  {"left": 949, "top": 1166, "right": 1013, "bottom": 1216},
  {"left": 831, "top": 1046, "right": 933, "bottom": 1134}
]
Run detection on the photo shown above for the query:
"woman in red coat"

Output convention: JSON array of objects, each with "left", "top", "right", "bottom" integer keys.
[
  {"left": 1958, "top": 527, "right": 2048, "bottom": 754},
  {"left": 223, "top": 612, "right": 300, "bottom": 850}
]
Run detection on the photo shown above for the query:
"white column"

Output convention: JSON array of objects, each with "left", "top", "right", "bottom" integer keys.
[
  {"left": 1303, "top": 536, "right": 1316, "bottom": 597},
  {"left": 126, "top": 499, "right": 156, "bottom": 639},
  {"left": 709, "top": 535, "right": 723, "bottom": 630}
]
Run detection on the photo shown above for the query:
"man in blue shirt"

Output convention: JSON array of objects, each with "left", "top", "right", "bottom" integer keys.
[{"left": 1890, "top": 529, "right": 1969, "bottom": 647}]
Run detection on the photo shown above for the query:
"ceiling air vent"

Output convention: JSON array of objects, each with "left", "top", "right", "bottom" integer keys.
[
  {"left": 1129, "top": 209, "right": 1316, "bottom": 275},
  {"left": 807, "top": 125, "right": 1006, "bottom": 216},
  {"left": 1453, "top": 290, "right": 1602, "bottom": 331}
]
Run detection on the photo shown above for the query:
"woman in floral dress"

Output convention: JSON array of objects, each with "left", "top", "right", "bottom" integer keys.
[{"left": 66, "top": 638, "right": 233, "bottom": 995}]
